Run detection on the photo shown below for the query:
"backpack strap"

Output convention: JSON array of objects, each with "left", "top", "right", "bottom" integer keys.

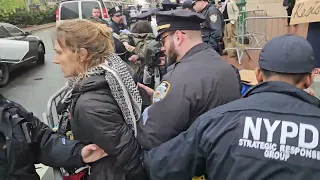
[
  {"left": 0, "top": 106, "right": 4, "bottom": 125},
  {"left": 69, "top": 92, "right": 82, "bottom": 119}
]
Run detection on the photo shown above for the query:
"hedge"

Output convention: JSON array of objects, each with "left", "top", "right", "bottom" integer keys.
[{"left": 0, "top": 8, "right": 56, "bottom": 28}]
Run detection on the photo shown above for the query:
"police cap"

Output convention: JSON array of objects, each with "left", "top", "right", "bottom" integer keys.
[
  {"left": 108, "top": 6, "right": 122, "bottom": 16},
  {"left": 136, "top": 9, "right": 158, "bottom": 21},
  {"left": 259, "top": 34, "right": 315, "bottom": 74},
  {"left": 156, "top": 9, "right": 205, "bottom": 39},
  {"left": 182, "top": 0, "right": 193, "bottom": 9}
]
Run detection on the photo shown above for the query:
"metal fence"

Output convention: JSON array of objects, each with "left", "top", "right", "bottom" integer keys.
[
  {"left": 224, "top": 10, "right": 268, "bottom": 63},
  {"left": 42, "top": 85, "right": 67, "bottom": 129},
  {"left": 223, "top": 10, "right": 292, "bottom": 64},
  {"left": 238, "top": 16, "right": 291, "bottom": 64}
]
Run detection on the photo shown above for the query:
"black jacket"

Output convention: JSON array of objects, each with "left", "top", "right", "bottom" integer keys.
[
  {"left": 0, "top": 95, "right": 85, "bottom": 180},
  {"left": 144, "top": 81, "right": 320, "bottom": 180},
  {"left": 113, "top": 36, "right": 127, "bottom": 60},
  {"left": 110, "top": 20, "right": 126, "bottom": 35},
  {"left": 138, "top": 43, "right": 241, "bottom": 150},
  {"left": 200, "top": 4, "right": 224, "bottom": 51},
  {"left": 70, "top": 75, "right": 147, "bottom": 180}
]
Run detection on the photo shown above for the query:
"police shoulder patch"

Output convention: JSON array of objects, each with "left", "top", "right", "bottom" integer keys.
[
  {"left": 210, "top": 14, "right": 218, "bottom": 23},
  {"left": 153, "top": 81, "right": 171, "bottom": 103}
]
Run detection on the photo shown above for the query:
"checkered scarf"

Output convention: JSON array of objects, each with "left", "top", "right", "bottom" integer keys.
[{"left": 62, "top": 53, "right": 142, "bottom": 136}]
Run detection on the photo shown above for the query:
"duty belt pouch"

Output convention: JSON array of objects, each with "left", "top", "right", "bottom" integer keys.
[
  {"left": 6, "top": 108, "right": 35, "bottom": 144},
  {"left": 21, "top": 122, "right": 35, "bottom": 144}
]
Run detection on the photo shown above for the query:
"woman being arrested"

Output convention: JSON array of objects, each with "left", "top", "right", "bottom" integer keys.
[{"left": 53, "top": 19, "right": 147, "bottom": 180}]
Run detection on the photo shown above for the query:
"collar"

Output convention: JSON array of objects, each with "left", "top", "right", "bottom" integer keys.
[
  {"left": 200, "top": 3, "right": 211, "bottom": 13},
  {"left": 166, "top": 43, "right": 210, "bottom": 74},
  {"left": 111, "top": 20, "right": 121, "bottom": 26},
  {"left": 178, "top": 43, "right": 211, "bottom": 64},
  {"left": 243, "top": 81, "right": 320, "bottom": 107}
]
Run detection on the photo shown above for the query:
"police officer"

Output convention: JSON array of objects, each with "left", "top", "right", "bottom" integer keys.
[
  {"left": 193, "top": 0, "right": 224, "bottom": 55},
  {"left": 137, "top": 9, "right": 241, "bottom": 150},
  {"left": 108, "top": 6, "right": 126, "bottom": 35},
  {"left": 142, "top": 35, "right": 320, "bottom": 180},
  {"left": 0, "top": 94, "right": 106, "bottom": 179}
]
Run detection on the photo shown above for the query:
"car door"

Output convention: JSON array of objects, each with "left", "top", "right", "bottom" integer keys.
[
  {"left": 3, "top": 25, "right": 35, "bottom": 63},
  {"left": 0, "top": 25, "right": 30, "bottom": 64}
]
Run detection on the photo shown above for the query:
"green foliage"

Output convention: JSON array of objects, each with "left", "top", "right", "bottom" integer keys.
[
  {"left": 0, "top": 8, "right": 56, "bottom": 27},
  {"left": 0, "top": 0, "right": 26, "bottom": 13}
]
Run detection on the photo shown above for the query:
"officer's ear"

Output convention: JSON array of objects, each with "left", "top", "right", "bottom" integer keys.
[
  {"left": 255, "top": 67, "right": 264, "bottom": 83},
  {"left": 173, "top": 30, "right": 184, "bottom": 46},
  {"left": 303, "top": 69, "right": 316, "bottom": 89}
]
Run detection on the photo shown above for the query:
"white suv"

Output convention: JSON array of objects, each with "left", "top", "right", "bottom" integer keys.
[{"left": 56, "top": 0, "right": 110, "bottom": 26}]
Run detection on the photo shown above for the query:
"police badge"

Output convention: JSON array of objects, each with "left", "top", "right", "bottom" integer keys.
[
  {"left": 153, "top": 81, "right": 171, "bottom": 103},
  {"left": 210, "top": 14, "right": 217, "bottom": 23}
]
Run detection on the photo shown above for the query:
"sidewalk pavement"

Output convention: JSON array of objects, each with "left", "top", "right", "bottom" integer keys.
[{"left": 22, "top": 22, "right": 56, "bottom": 32}]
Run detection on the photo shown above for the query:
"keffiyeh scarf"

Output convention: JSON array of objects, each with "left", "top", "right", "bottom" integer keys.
[{"left": 62, "top": 53, "right": 142, "bottom": 136}]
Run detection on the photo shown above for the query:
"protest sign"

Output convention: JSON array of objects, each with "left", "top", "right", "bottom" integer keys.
[{"left": 290, "top": 0, "right": 320, "bottom": 25}]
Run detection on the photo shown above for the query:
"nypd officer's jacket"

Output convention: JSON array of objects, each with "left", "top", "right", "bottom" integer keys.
[
  {"left": 109, "top": 6, "right": 126, "bottom": 35},
  {"left": 137, "top": 43, "right": 241, "bottom": 150},
  {"left": 200, "top": 3, "right": 224, "bottom": 50},
  {"left": 0, "top": 94, "right": 85, "bottom": 179},
  {"left": 143, "top": 81, "right": 320, "bottom": 180}
]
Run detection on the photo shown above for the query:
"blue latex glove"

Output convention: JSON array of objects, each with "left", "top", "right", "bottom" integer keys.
[{"left": 120, "top": 29, "right": 131, "bottom": 34}]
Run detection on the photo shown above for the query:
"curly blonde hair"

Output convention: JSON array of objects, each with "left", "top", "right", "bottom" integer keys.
[{"left": 56, "top": 19, "right": 114, "bottom": 73}]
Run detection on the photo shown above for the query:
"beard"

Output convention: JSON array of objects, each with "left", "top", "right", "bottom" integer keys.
[{"left": 166, "top": 41, "right": 178, "bottom": 66}]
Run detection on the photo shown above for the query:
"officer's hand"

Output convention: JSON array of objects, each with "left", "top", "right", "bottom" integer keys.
[
  {"left": 124, "top": 43, "right": 136, "bottom": 52},
  {"left": 137, "top": 83, "right": 154, "bottom": 97},
  {"left": 129, "top": 55, "right": 139, "bottom": 62},
  {"left": 81, "top": 144, "right": 108, "bottom": 163}
]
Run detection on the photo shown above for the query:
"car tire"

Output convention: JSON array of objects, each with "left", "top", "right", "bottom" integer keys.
[
  {"left": 0, "top": 63, "right": 9, "bottom": 87},
  {"left": 36, "top": 44, "right": 45, "bottom": 64}
]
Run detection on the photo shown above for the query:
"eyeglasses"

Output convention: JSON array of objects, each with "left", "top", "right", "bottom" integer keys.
[
  {"left": 159, "top": 32, "right": 175, "bottom": 46},
  {"left": 159, "top": 31, "right": 186, "bottom": 46}
]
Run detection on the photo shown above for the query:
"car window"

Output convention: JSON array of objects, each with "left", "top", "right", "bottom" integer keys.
[
  {"left": 0, "top": 26, "right": 9, "bottom": 38},
  {"left": 5, "top": 26, "right": 24, "bottom": 36},
  {"left": 60, "top": 2, "right": 79, "bottom": 20},
  {"left": 81, "top": 1, "right": 101, "bottom": 19},
  {"left": 104, "top": 1, "right": 113, "bottom": 9}
]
